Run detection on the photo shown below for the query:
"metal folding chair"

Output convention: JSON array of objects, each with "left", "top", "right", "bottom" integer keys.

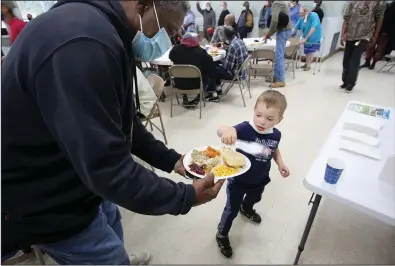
[
  {"left": 285, "top": 44, "right": 299, "bottom": 79},
  {"left": 168, "top": 65, "right": 205, "bottom": 119},
  {"left": 377, "top": 51, "right": 395, "bottom": 73},
  {"left": 142, "top": 74, "right": 168, "bottom": 145},
  {"left": 221, "top": 55, "right": 252, "bottom": 107},
  {"left": 248, "top": 49, "right": 276, "bottom": 85}
]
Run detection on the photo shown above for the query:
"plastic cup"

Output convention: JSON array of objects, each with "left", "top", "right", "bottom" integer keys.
[{"left": 324, "top": 158, "right": 345, "bottom": 184}]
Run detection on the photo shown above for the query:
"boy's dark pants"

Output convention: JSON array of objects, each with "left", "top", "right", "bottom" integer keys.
[{"left": 218, "top": 181, "right": 266, "bottom": 236}]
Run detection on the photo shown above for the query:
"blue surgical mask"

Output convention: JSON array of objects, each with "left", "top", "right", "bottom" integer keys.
[{"left": 132, "top": 2, "right": 172, "bottom": 61}]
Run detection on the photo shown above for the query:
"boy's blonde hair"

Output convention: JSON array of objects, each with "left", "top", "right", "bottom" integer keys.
[{"left": 255, "top": 90, "right": 287, "bottom": 117}]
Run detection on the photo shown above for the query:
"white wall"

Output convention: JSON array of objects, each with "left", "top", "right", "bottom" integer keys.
[{"left": 192, "top": 1, "right": 348, "bottom": 57}]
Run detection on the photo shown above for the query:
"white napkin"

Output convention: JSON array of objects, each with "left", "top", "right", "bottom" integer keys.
[
  {"left": 339, "top": 139, "right": 381, "bottom": 160},
  {"left": 340, "top": 130, "right": 380, "bottom": 147},
  {"left": 343, "top": 115, "right": 384, "bottom": 137}
]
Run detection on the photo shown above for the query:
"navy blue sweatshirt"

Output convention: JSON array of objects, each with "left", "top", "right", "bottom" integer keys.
[{"left": 1, "top": 0, "right": 195, "bottom": 254}]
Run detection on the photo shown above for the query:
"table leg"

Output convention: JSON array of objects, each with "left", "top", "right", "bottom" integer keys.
[{"left": 293, "top": 193, "right": 322, "bottom": 265}]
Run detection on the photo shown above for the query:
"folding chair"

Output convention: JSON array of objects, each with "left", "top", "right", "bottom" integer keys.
[
  {"left": 285, "top": 44, "right": 299, "bottom": 79},
  {"left": 3, "top": 246, "right": 45, "bottom": 265},
  {"left": 221, "top": 55, "right": 252, "bottom": 107},
  {"left": 248, "top": 49, "right": 275, "bottom": 86},
  {"left": 377, "top": 50, "right": 395, "bottom": 73},
  {"left": 168, "top": 65, "right": 206, "bottom": 119},
  {"left": 141, "top": 74, "right": 168, "bottom": 145}
]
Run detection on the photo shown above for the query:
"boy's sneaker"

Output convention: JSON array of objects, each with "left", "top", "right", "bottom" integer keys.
[
  {"left": 216, "top": 233, "right": 233, "bottom": 258},
  {"left": 217, "top": 89, "right": 223, "bottom": 96},
  {"left": 240, "top": 206, "right": 262, "bottom": 224},
  {"left": 339, "top": 84, "right": 347, "bottom": 89}
]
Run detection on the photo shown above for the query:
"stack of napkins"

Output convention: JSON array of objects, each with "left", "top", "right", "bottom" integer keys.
[{"left": 340, "top": 115, "right": 385, "bottom": 160}]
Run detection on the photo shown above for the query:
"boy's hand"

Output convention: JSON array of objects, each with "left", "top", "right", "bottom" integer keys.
[
  {"left": 221, "top": 127, "right": 237, "bottom": 145},
  {"left": 278, "top": 164, "right": 290, "bottom": 178}
]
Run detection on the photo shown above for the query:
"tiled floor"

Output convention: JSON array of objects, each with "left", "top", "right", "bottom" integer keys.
[
  {"left": 19, "top": 52, "right": 395, "bottom": 265},
  {"left": 121, "top": 53, "right": 395, "bottom": 264}
]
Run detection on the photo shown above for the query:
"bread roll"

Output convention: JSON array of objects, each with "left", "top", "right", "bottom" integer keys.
[{"left": 221, "top": 148, "right": 245, "bottom": 168}]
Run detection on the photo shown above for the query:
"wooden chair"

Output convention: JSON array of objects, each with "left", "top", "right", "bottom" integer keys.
[
  {"left": 168, "top": 65, "right": 205, "bottom": 119},
  {"left": 221, "top": 55, "right": 252, "bottom": 107}
]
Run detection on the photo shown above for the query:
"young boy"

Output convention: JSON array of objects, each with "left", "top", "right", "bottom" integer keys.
[{"left": 216, "top": 90, "right": 290, "bottom": 258}]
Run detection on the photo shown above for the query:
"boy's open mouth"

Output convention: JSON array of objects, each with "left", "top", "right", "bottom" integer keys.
[{"left": 256, "top": 126, "right": 265, "bottom": 131}]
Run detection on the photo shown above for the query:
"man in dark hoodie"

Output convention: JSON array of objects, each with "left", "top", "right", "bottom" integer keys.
[
  {"left": 1, "top": 0, "right": 225, "bottom": 265},
  {"left": 218, "top": 1, "right": 230, "bottom": 27}
]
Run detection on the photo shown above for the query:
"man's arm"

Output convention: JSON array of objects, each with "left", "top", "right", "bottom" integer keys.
[
  {"left": 371, "top": 2, "right": 385, "bottom": 45},
  {"left": 196, "top": 2, "right": 204, "bottom": 15},
  {"left": 34, "top": 39, "right": 195, "bottom": 216},
  {"left": 211, "top": 11, "right": 216, "bottom": 28},
  {"left": 210, "top": 27, "right": 220, "bottom": 44},
  {"left": 305, "top": 14, "right": 320, "bottom": 42},
  {"left": 131, "top": 116, "right": 180, "bottom": 173},
  {"left": 341, "top": 2, "right": 353, "bottom": 42}
]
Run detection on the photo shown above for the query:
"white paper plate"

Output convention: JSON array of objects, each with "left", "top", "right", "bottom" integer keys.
[{"left": 183, "top": 146, "right": 251, "bottom": 179}]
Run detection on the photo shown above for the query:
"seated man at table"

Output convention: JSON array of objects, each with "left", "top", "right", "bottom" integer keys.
[
  {"left": 215, "top": 27, "right": 249, "bottom": 100},
  {"left": 211, "top": 14, "right": 238, "bottom": 46},
  {"left": 169, "top": 33, "right": 217, "bottom": 106}
]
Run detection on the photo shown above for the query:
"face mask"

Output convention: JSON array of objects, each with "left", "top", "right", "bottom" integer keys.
[
  {"left": 243, "top": 6, "right": 247, "bottom": 10},
  {"left": 132, "top": 2, "right": 172, "bottom": 61},
  {"left": 206, "top": 7, "right": 211, "bottom": 11},
  {"left": 220, "top": 6, "right": 224, "bottom": 10}
]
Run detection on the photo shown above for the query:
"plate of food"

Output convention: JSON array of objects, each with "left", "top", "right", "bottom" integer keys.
[
  {"left": 208, "top": 50, "right": 220, "bottom": 55},
  {"left": 183, "top": 146, "right": 251, "bottom": 179}
]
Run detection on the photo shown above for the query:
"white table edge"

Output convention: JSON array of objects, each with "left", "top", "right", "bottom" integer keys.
[{"left": 303, "top": 179, "right": 395, "bottom": 226}]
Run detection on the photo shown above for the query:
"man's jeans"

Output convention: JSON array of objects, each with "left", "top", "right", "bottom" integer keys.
[
  {"left": 2, "top": 201, "right": 130, "bottom": 265},
  {"left": 274, "top": 29, "right": 292, "bottom": 82}
]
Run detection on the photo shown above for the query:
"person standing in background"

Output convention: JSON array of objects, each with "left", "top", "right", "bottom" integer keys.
[
  {"left": 340, "top": 1, "right": 385, "bottom": 93},
  {"left": 26, "top": 13, "right": 33, "bottom": 21},
  {"left": 196, "top": 1, "right": 216, "bottom": 41},
  {"left": 293, "top": 6, "right": 322, "bottom": 71},
  {"left": 264, "top": 0, "right": 274, "bottom": 29},
  {"left": 312, "top": 0, "right": 324, "bottom": 23},
  {"left": 182, "top": 7, "right": 196, "bottom": 33},
  {"left": 218, "top": 2, "right": 230, "bottom": 27},
  {"left": 360, "top": 1, "right": 395, "bottom": 70},
  {"left": 1, "top": 4, "right": 26, "bottom": 44},
  {"left": 262, "top": 0, "right": 292, "bottom": 88},
  {"left": 288, "top": 0, "right": 300, "bottom": 36},
  {"left": 258, "top": 3, "right": 269, "bottom": 37},
  {"left": 237, "top": 1, "right": 254, "bottom": 39}
]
